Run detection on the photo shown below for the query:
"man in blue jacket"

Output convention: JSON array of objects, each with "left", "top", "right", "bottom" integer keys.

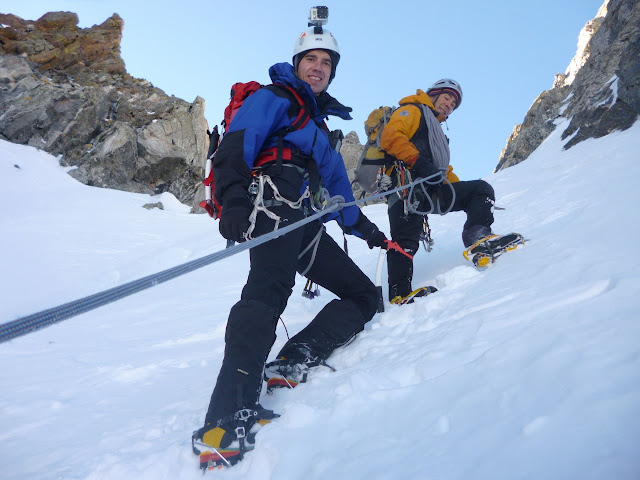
[{"left": 193, "top": 23, "right": 387, "bottom": 469}]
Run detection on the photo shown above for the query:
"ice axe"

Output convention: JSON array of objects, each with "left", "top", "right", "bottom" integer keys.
[{"left": 375, "top": 240, "right": 413, "bottom": 313}]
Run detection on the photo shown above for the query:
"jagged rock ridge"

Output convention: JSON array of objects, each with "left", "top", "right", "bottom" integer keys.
[
  {"left": 0, "top": 12, "right": 208, "bottom": 209},
  {"left": 338, "top": 131, "right": 365, "bottom": 200},
  {"left": 495, "top": 0, "right": 640, "bottom": 171}
]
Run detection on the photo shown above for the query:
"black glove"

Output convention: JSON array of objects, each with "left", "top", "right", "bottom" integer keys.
[
  {"left": 411, "top": 157, "right": 442, "bottom": 183},
  {"left": 219, "top": 198, "right": 252, "bottom": 243},
  {"left": 365, "top": 227, "right": 388, "bottom": 249},
  {"left": 350, "top": 211, "right": 388, "bottom": 249}
]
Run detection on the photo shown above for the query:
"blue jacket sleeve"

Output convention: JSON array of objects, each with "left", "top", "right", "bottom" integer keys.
[{"left": 310, "top": 133, "right": 367, "bottom": 237}]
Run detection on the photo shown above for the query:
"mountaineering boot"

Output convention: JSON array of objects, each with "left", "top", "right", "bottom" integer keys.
[
  {"left": 461, "top": 224, "right": 493, "bottom": 249},
  {"left": 388, "top": 280, "right": 414, "bottom": 306},
  {"left": 390, "top": 286, "right": 438, "bottom": 305},
  {"left": 192, "top": 405, "right": 279, "bottom": 470},
  {"left": 263, "top": 356, "right": 335, "bottom": 393},
  {"left": 463, "top": 233, "right": 525, "bottom": 269}
]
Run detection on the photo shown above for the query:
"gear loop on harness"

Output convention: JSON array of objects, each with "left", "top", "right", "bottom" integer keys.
[{"left": 245, "top": 172, "right": 311, "bottom": 240}]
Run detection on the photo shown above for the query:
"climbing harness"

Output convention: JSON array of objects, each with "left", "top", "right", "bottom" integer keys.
[
  {"left": 245, "top": 171, "right": 311, "bottom": 240},
  {"left": 389, "top": 161, "right": 456, "bottom": 217}
]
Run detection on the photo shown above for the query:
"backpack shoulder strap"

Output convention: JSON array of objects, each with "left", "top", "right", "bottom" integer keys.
[
  {"left": 263, "top": 83, "right": 312, "bottom": 132},
  {"left": 374, "top": 106, "right": 398, "bottom": 148},
  {"left": 252, "top": 84, "right": 316, "bottom": 172}
]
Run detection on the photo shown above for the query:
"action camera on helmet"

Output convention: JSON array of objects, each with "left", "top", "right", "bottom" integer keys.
[{"left": 308, "top": 6, "right": 329, "bottom": 27}]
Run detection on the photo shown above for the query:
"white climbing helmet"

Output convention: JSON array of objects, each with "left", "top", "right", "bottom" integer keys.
[
  {"left": 292, "top": 27, "right": 341, "bottom": 82},
  {"left": 427, "top": 78, "right": 463, "bottom": 109}
]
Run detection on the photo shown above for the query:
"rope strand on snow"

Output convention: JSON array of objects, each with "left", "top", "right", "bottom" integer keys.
[{"left": 0, "top": 174, "right": 441, "bottom": 343}]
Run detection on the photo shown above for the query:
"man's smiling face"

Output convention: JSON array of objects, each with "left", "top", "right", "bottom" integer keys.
[{"left": 296, "top": 49, "right": 332, "bottom": 94}]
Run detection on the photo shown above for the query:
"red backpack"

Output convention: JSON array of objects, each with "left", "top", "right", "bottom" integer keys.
[{"left": 200, "top": 82, "right": 311, "bottom": 219}]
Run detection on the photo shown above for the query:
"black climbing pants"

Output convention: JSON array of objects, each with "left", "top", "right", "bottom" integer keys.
[
  {"left": 204, "top": 201, "right": 379, "bottom": 425},
  {"left": 387, "top": 179, "right": 495, "bottom": 299}
]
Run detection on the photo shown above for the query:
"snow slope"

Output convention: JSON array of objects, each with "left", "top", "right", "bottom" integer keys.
[{"left": 1, "top": 119, "right": 639, "bottom": 480}]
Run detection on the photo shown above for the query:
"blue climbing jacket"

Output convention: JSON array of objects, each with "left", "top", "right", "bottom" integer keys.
[{"left": 212, "top": 62, "right": 367, "bottom": 236}]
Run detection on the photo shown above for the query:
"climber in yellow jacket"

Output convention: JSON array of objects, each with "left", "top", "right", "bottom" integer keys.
[{"left": 380, "top": 79, "right": 498, "bottom": 304}]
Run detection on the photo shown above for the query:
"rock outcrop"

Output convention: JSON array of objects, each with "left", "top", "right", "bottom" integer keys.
[
  {"left": 495, "top": 0, "right": 640, "bottom": 171},
  {"left": 339, "top": 131, "right": 368, "bottom": 200},
  {"left": 0, "top": 12, "right": 208, "bottom": 208}
]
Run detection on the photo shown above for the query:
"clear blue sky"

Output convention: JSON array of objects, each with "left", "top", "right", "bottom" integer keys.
[{"left": 5, "top": 0, "right": 604, "bottom": 180}]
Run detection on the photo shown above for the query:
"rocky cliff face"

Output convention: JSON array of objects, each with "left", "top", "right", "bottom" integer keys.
[
  {"left": 495, "top": 0, "right": 640, "bottom": 171},
  {"left": 339, "top": 131, "right": 385, "bottom": 204},
  {"left": 0, "top": 12, "right": 208, "bottom": 209},
  {"left": 339, "top": 131, "right": 368, "bottom": 200}
]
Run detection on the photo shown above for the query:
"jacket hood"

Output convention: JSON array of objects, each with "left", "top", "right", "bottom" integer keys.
[
  {"left": 398, "top": 89, "right": 436, "bottom": 108},
  {"left": 399, "top": 89, "right": 446, "bottom": 122},
  {"left": 268, "top": 62, "right": 352, "bottom": 121}
]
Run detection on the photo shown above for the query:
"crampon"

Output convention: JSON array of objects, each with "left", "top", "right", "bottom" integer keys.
[{"left": 463, "top": 233, "right": 526, "bottom": 269}]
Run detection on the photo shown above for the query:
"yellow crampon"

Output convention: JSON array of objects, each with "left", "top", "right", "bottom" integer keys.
[
  {"left": 390, "top": 286, "right": 438, "bottom": 305},
  {"left": 463, "top": 233, "right": 526, "bottom": 269}
]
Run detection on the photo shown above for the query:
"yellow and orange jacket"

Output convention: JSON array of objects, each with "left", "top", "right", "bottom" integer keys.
[{"left": 379, "top": 89, "right": 459, "bottom": 183}]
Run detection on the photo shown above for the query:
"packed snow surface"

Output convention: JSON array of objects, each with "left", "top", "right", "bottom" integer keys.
[{"left": 1, "top": 119, "right": 639, "bottom": 479}]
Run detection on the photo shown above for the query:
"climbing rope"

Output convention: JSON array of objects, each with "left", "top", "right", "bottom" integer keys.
[{"left": 0, "top": 174, "right": 441, "bottom": 344}]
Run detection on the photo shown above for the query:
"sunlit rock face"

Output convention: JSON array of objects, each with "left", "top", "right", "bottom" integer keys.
[
  {"left": 0, "top": 12, "right": 208, "bottom": 209},
  {"left": 495, "top": 0, "right": 639, "bottom": 172}
]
